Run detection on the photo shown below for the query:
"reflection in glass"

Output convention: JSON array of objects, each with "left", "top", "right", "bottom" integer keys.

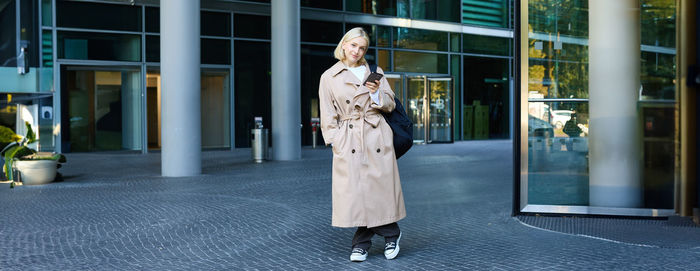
[
  {"left": 394, "top": 27, "right": 448, "bottom": 51},
  {"left": 386, "top": 75, "right": 403, "bottom": 106},
  {"left": 409, "top": 0, "right": 460, "bottom": 23},
  {"left": 58, "top": 31, "right": 141, "bottom": 62},
  {"left": 301, "top": 0, "right": 342, "bottom": 10},
  {"left": 62, "top": 68, "right": 142, "bottom": 152},
  {"left": 407, "top": 77, "right": 425, "bottom": 143},
  {"left": 378, "top": 50, "right": 390, "bottom": 71},
  {"left": 463, "top": 33, "right": 511, "bottom": 56},
  {"left": 201, "top": 39, "right": 231, "bottom": 65},
  {"left": 346, "top": 0, "right": 397, "bottom": 16},
  {"left": 428, "top": 78, "right": 451, "bottom": 142},
  {"left": 201, "top": 11, "right": 231, "bottom": 37},
  {"left": 394, "top": 51, "right": 447, "bottom": 74},
  {"left": 0, "top": 0, "right": 16, "bottom": 67},
  {"left": 641, "top": 52, "right": 675, "bottom": 100}
]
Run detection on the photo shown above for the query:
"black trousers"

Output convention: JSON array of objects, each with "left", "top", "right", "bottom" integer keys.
[{"left": 351, "top": 222, "right": 400, "bottom": 250}]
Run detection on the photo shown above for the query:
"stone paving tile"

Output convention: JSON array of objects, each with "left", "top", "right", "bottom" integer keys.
[{"left": 1, "top": 141, "right": 699, "bottom": 270}]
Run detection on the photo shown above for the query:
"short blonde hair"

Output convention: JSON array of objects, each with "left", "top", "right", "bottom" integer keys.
[{"left": 334, "top": 27, "right": 370, "bottom": 65}]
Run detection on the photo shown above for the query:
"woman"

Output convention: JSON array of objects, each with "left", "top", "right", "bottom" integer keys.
[{"left": 318, "top": 27, "right": 406, "bottom": 262}]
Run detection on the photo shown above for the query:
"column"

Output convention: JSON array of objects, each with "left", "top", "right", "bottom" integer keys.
[
  {"left": 160, "top": 0, "right": 201, "bottom": 176},
  {"left": 588, "top": 0, "right": 642, "bottom": 207},
  {"left": 271, "top": 0, "right": 301, "bottom": 160}
]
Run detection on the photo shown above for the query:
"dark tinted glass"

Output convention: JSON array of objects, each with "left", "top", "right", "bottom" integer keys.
[
  {"left": 301, "top": 0, "right": 342, "bottom": 10},
  {"left": 301, "top": 20, "right": 343, "bottom": 44},
  {"left": 463, "top": 56, "right": 510, "bottom": 139},
  {"left": 58, "top": 31, "right": 141, "bottom": 62},
  {"left": 234, "top": 41, "right": 271, "bottom": 147},
  {"left": 146, "top": 35, "right": 159, "bottom": 62},
  {"left": 450, "top": 33, "right": 460, "bottom": 52},
  {"left": 202, "top": 11, "right": 231, "bottom": 37},
  {"left": 394, "top": 51, "right": 448, "bottom": 73},
  {"left": 237, "top": 0, "right": 270, "bottom": 3},
  {"left": 394, "top": 27, "right": 448, "bottom": 51},
  {"left": 0, "top": 0, "right": 16, "bottom": 67},
  {"left": 234, "top": 14, "right": 270, "bottom": 39},
  {"left": 202, "top": 39, "right": 231, "bottom": 65},
  {"left": 301, "top": 45, "right": 336, "bottom": 146},
  {"left": 463, "top": 34, "right": 511, "bottom": 56},
  {"left": 410, "top": 0, "right": 460, "bottom": 22},
  {"left": 145, "top": 7, "right": 160, "bottom": 33},
  {"left": 57, "top": 1, "right": 141, "bottom": 31},
  {"left": 346, "top": 0, "right": 396, "bottom": 16},
  {"left": 345, "top": 24, "right": 391, "bottom": 48}
]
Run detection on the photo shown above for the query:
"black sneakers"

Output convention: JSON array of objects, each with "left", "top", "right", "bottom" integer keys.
[
  {"left": 384, "top": 232, "right": 402, "bottom": 260},
  {"left": 350, "top": 247, "right": 368, "bottom": 262}
]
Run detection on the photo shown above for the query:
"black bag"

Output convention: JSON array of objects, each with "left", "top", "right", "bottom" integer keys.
[{"left": 369, "top": 64, "right": 413, "bottom": 159}]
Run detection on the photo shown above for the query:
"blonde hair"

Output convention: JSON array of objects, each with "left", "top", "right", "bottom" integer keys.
[{"left": 334, "top": 27, "right": 370, "bottom": 65}]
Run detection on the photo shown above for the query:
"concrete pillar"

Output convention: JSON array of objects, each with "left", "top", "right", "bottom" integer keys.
[
  {"left": 160, "top": 0, "right": 201, "bottom": 176},
  {"left": 588, "top": 0, "right": 642, "bottom": 207},
  {"left": 271, "top": 0, "right": 301, "bottom": 160}
]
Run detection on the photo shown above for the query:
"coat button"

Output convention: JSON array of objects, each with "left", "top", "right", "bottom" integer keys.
[
  {"left": 349, "top": 124, "right": 353, "bottom": 129},
  {"left": 352, "top": 149, "right": 356, "bottom": 153},
  {"left": 376, "top": 149, "right": 381, "bottom": 153},
  {"left": 346, "top": 100, "right": 350, "bottom": 104}
]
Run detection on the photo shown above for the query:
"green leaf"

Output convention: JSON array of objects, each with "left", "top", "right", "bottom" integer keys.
[{"left": 24, "top": 122, "right": 36, "bottom": 144}]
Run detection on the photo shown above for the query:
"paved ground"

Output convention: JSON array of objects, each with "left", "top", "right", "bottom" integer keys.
[{"left": 1, "top": 141, "right": 699, "bottom": 270}]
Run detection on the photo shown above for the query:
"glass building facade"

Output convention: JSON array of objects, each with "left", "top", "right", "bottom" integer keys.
[
  {"left": 0, "top": 0, "right": 515, "bottom": 152},
  {"left": 516, "top": 0, "right": 682, "bottom": 216}
]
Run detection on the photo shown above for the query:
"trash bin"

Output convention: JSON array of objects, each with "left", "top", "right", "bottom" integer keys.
[{"left": 251, "top": 128, "right": 269, "bottom": 163}]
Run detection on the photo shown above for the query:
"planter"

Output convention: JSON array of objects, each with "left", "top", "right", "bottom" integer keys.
[{"left": 14, "top": 160, "right": 58, "bottom": 185}]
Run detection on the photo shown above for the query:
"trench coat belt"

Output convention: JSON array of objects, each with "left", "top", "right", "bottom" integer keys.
[{"left": 338, "top": 111, "right": 382, "bottom": 160}]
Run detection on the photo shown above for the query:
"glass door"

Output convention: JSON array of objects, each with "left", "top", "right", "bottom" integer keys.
[
  {"left": 428, "top": 77, "right": 453, "bottom": 143},
  {"left": 407, "top": 76, "right": 427, "bottom": 143}
]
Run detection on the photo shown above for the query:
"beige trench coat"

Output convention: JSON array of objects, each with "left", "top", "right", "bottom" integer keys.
[{"left": 318, "top": 61, "right": 406, "bottom": 228}]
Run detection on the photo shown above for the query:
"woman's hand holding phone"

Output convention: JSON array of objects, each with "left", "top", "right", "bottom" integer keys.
[{"left": 363, "top": 72, "right": 383, "bottom": 93}]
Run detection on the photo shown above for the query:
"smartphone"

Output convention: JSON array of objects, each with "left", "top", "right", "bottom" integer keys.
[{"left": 363, "top": 72, "right": 383, "bottom": 85}]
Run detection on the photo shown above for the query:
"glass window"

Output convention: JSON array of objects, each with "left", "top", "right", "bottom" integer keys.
[
  {"left": 394, "top": 27, "right": 448, "bottom": 51},
  {"left": 19, "top": 0, "right": 38, "bottom": 67},
  {"left": 61, "top": 68, "right": 142, "bottom": 152},
  {"left": 378, "top": 50, "right": 391, "bottom": 71},
  {"left": 450, "top": 33, "right": 460, "bottom": 52},
  {"left": 202, "top": 39, "right": 231, "bottom": 65},
  {"left": 145, "top": 7, "right": 160, "bottom": 33},
  {"left": 234, "top": 41, "right": 271, "bottom": 148},
  {"left": 201, "top": 70, "right": 231, "bottom": 148},
  {"left": 641, "top": 0, "right": 676, "bottom": 47},
  {"left": 57, "top": 1, "right": 141, "bottom": 32},
  {"left": 42, "top": 0, "right": 52, "bottom": 27},
  {"left": 146, "top": 35, "right": 159, "bottom": 62},
  {"left": 641, "top": 52, "right": 675, "bottom": 100},
  {"left": 58, "top": 31, "right": 141, "bottom": 62},
  {"left": 346, "top": 0, "right": 397, "bottom": 16},
  {"left": 301, "top": 45, "right": 337, "bottom": 146},
  {"left": 462, "top": 0, "right": 509, "bottom": 28},
  {"left": 463, "top": 33, "right": 511, "bottom": 56},
  {"left": 0, "top": 0, "right": 15, "bottom": 67},
  {"left": 302, "top": 20, "right": 343, "bottom": 44},
  {"left": 522, "top": 0, "right": 678, "bottom": 213},
  {"left": 410, "top": 0, "right": 460, "bottom": 23},
  {"left": 451, "top": 54, "right": 460, "bottom": 139},
  {"left": 302, "top": 0, "right": 342, "bottom": 10},
  {"left": 394, "top": 51, "right": 447, "bottom": 74},
  {"left": 234, "top": 14, "right": 270, "bottom": 39},
  {"left": 463, "top": 56, "right": 509, "bottom": 140},
  {"left": 202, "top": 11, "right": 231, "bottom": 37}
]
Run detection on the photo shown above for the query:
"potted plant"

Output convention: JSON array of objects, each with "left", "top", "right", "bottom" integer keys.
[{"left": 0, "top": 122, "right": 66, "bottom": 187}]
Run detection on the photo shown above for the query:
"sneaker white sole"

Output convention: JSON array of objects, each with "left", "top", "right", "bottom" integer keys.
[
  {"left": 350, "top": 253, "right": 367, "bottom": 262},
  {"left": 384, "top": 232, "right": 402, "bottom": 260}
]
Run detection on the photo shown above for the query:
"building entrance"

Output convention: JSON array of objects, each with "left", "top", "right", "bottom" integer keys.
[{"left": 386, "top": 74, "right": 453, "bottom": 144}]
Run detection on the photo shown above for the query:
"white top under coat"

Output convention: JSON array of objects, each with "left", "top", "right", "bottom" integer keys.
[{"left": 347, "top": 65, "right": 381, "bottom": 105}]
